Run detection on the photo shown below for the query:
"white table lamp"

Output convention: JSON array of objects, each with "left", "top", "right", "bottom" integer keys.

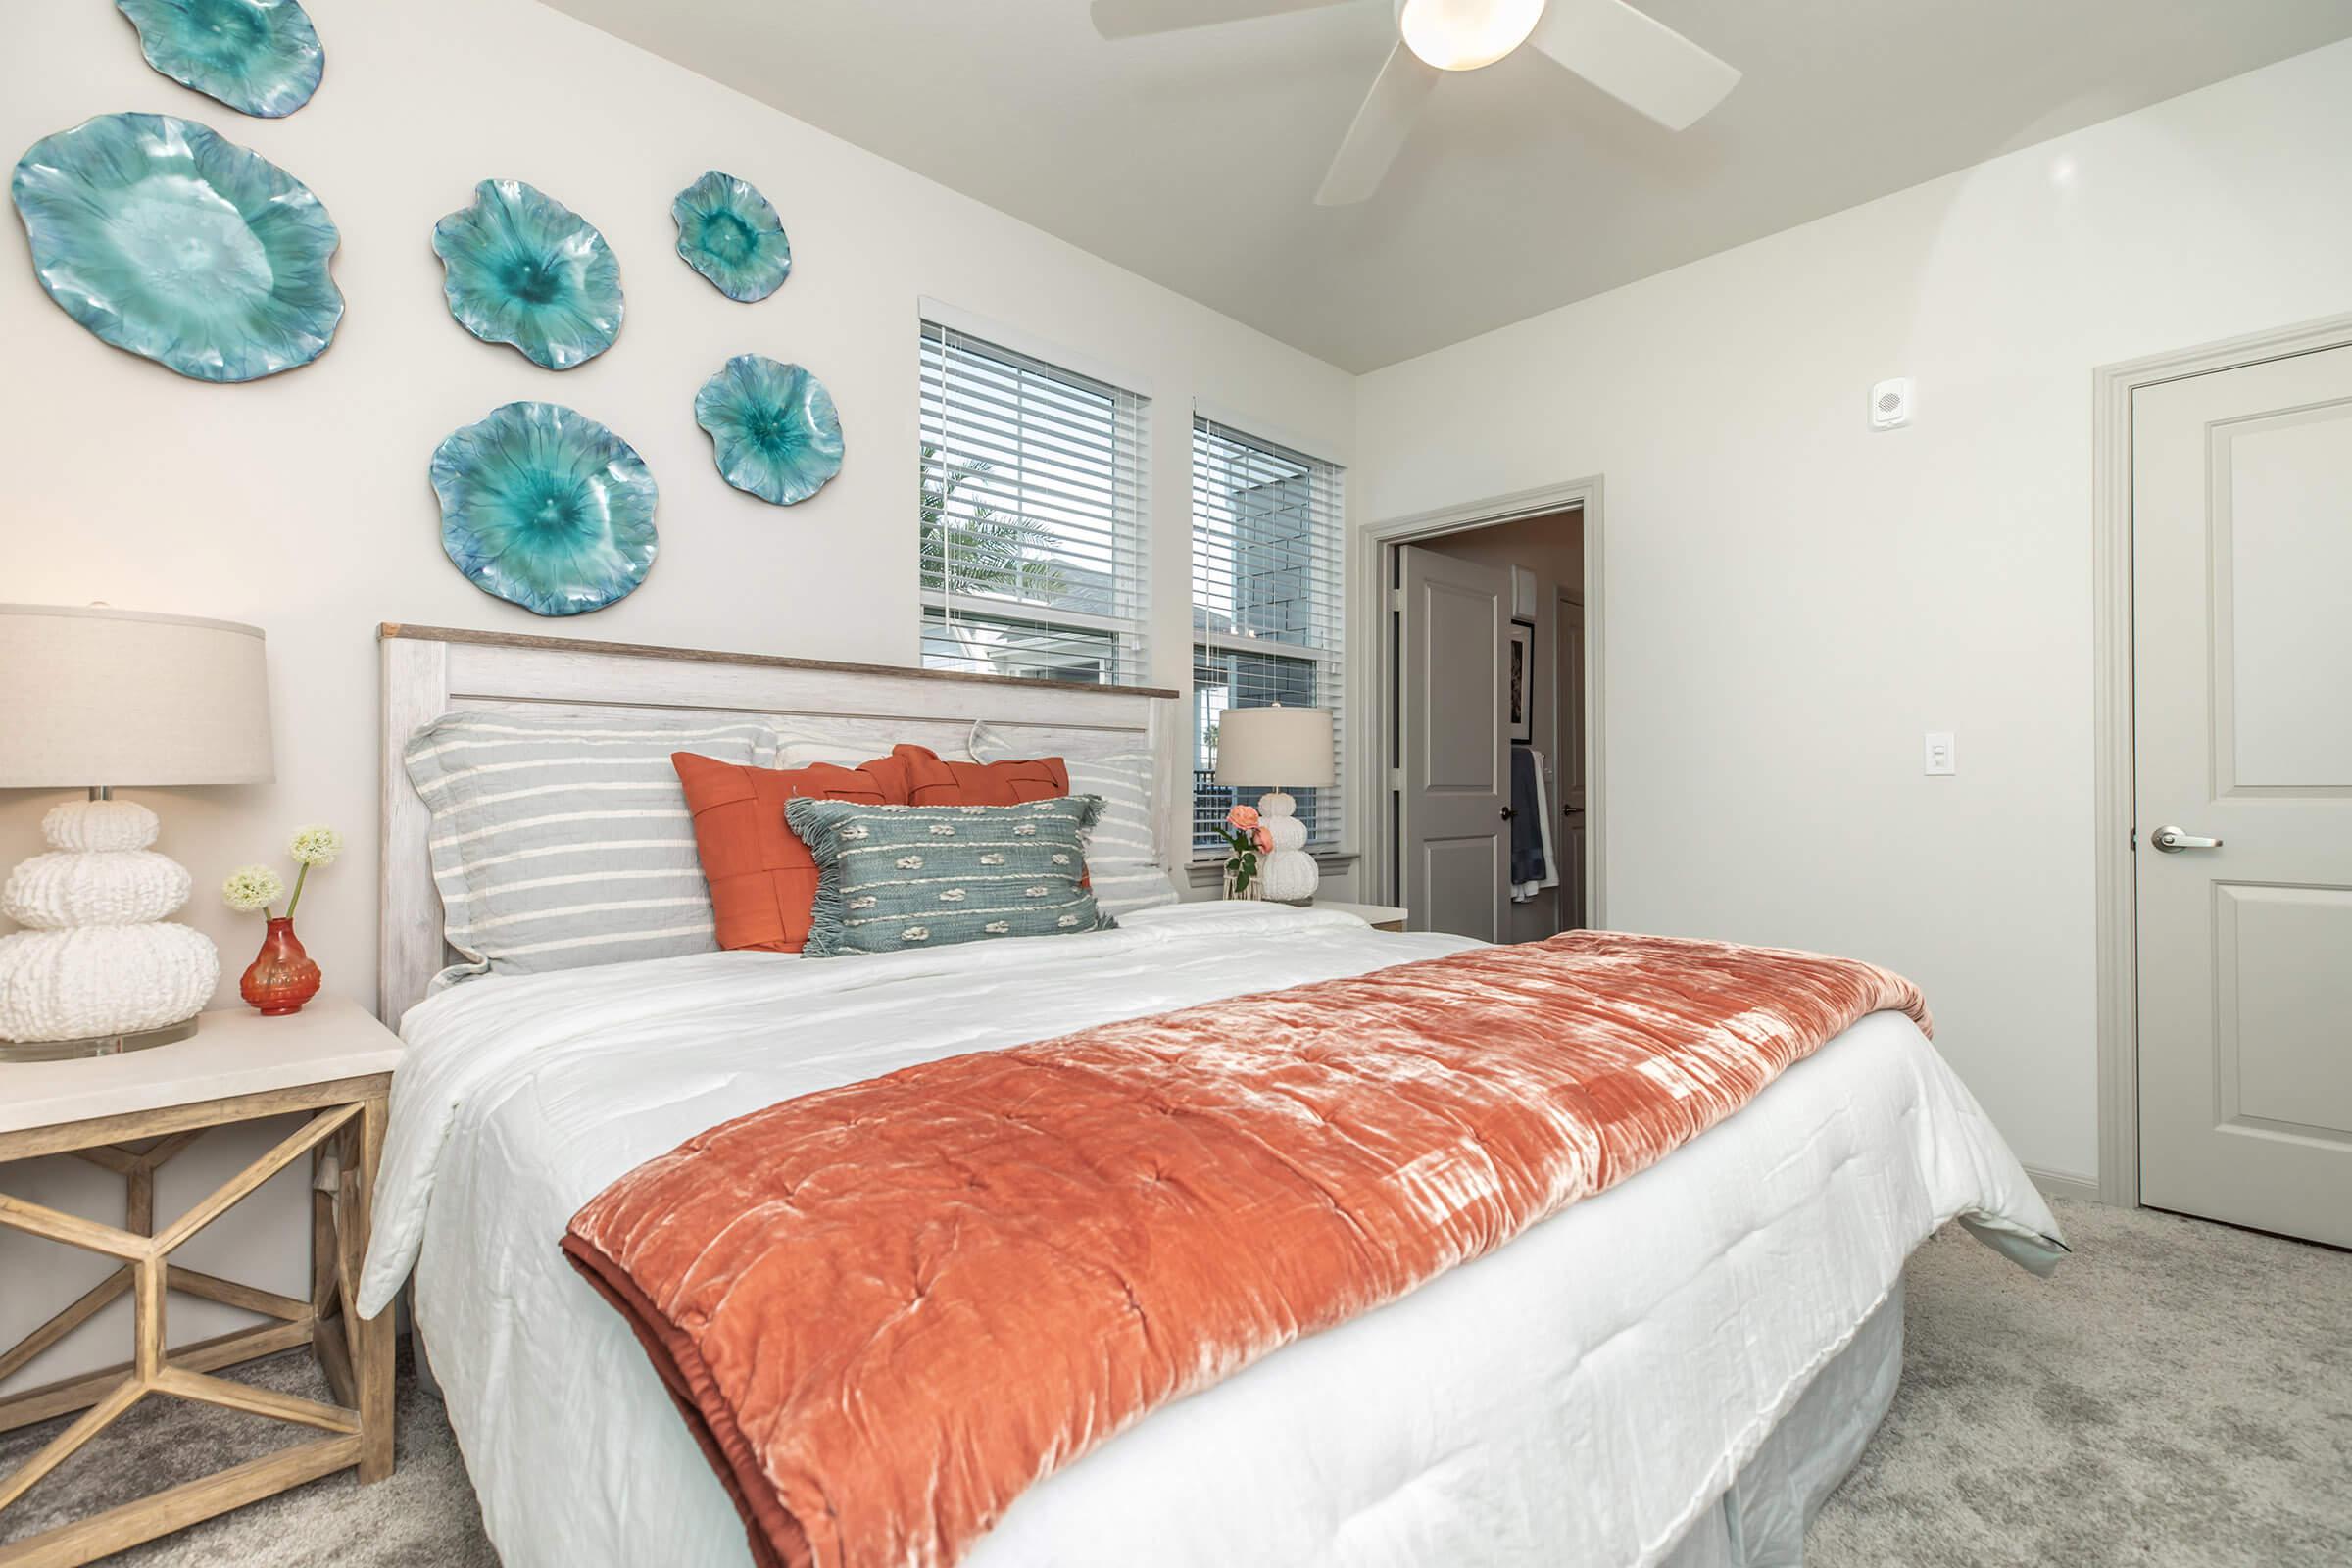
[
  {"left": 1214, "top": 703, "right": 1334, "bottom": 905},
  {"left": 0, "top": 605, "right": 273, "bottom": 1060}
]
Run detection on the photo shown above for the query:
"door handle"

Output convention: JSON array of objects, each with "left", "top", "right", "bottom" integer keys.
[
  {"left": 1499, "top": 808, "right": 1516, "bottom": 820},
  {"left": 2150, "top": 825, "right": 2224, "bottom": 853}
]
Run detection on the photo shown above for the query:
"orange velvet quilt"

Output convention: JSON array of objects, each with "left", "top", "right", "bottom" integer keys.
[{"left": 562, "top": 930, "right": 1929, "bottom": 1568}]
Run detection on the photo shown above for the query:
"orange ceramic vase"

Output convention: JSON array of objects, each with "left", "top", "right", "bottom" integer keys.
[{"left": 240, "top": 917, "right": 322, "bottom": 1016}]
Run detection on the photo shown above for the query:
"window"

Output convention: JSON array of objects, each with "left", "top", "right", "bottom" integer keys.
[
  {"left": 1191, "top": 418, "right": 1345, "bottom": 855},
  {"left": 919, "top": 321, "right": 1150, "bottom": 685}
]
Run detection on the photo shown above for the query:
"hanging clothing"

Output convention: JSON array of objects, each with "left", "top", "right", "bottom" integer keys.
[
  {"left": 1509, "top": 746, "right": 1545, "bottom": 891},
  {"left": 1511, "top": 748, "right": 1562, "bottom": 905}
]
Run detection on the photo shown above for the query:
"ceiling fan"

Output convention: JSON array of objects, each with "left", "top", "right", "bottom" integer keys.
[{"left": 1090, "top": 0, "right": 1740, "bottom": 205}]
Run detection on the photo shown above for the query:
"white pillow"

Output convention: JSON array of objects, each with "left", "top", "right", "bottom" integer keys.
[
  {"left": 404, "top": 710, "right": 778, "bottom": 987},
  {"left": 772, "top": 718, "right": 972, "bottom": 771},
  {"left": 970, "top": 719, "right": 1177, "bottom": 918}
]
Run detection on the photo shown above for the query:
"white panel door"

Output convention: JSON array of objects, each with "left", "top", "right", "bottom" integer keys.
[
  {"left": 2134, "top": 343, "right": 2352, "bottom": 1247},
  {"left": 1399, "top": 546, "right": 1508, "bottom": 941}
]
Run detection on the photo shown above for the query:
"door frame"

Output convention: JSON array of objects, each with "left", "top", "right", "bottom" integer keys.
[
  {"left": 1357, "top": 475, "right": 1605, "bottom": 930},
  {"left": 2090, "top": 310, "right": 2352, "bottom": 1209},
  {"left": 1556, "top": 583, "right": 1585, "bottom": 931}
]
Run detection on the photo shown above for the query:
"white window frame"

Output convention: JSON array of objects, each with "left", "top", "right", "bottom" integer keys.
[
  {"left": 1190, "top": 416, "right": 1347, "bottom": 858},
  {"left": 919, "top": 318, "right": 1151, "bottom": 686}
]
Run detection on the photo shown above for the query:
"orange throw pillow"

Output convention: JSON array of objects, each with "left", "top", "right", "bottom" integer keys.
[
  {"left": 887, "top": 744, "right": 1069, "bottom": 806},
  {"left": 673, "top": 753, "right": 900, "bottom": 954}
]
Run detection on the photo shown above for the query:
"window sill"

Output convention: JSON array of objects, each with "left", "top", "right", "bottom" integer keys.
[{"left": 1183, "top": 851, "right": 1356, "bottom": 889}]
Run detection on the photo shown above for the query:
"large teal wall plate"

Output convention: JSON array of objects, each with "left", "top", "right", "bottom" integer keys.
[
  {"left": 432, "top": 180, "right": 622, "bottom": 370},
  {"left": 10, "top": 112, "right": 342, "bottom": 383},
  {"left": 672, "top": 171, "right": 791, "bottom": 302},
  {"left": 430, "top": 402, "right": 658, "bottom": 616},
  {"left": 694, "top": 356, "right": 843, "bottom": 506},
  {"left": 116, "top": 0, "right": 325, "bottom": 119}
]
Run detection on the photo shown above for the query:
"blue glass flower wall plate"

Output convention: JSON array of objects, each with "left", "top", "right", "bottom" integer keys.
[
  {"left": 672, "top": 171, "right": 791, "bottom": 302},
  {"left": 694, "top": 356, "right": 843, "bottom": 507},
  {"left": 116, "top": 0, "right": 325, "bottom": 119},
  {"left": 10, "top": 112, "right": 342, "bottom": 383},
  {"left": 430, "top": 403, "right": 659, "bottom": 616},
  {"left": 432, "top": 180, "right": 622, "bottom": 370}
]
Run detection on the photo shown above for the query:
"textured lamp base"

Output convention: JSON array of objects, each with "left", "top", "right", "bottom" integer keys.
[
  {"left": 1251, "top": 790, "right": 1320, "bottom": 904},
  {"left": 0, "top": 1015, "right": 200, "bottom": 1062},
  {"left": 0, "top": 797, "right": 220, "bottom": 1048}
]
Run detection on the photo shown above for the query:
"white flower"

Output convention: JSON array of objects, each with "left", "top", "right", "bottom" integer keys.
[
  {"left": 840, "top": 824, "right": 870, "bottom": 841},
  {"left": 979, "top": 853, "right": 1005, "bottom": 865},
  {"left": 938, "top": 888, "right": 967, "bottom": 903},
  {"left": 221, "top": 864, "right": 285, "bottom": 913},
  {"left": 288, "top": 825, "right": 342, "bottom": 867},
  {"left": 1057, "top": 913, "right": 1082, "bottom": 927},
  {"left": 901, "top": 926, "right": 931, "bottom": 942},
  {"left": 984, "top": 921, "right": 1010, "bottom": 934},
  {"left": 928, "top": 823, "right": 956, "bottom": 837},
  {"left": 1012, "top": 824, "right": 1038, "bottom": 837},
  {"left": 849, "top": 895, "right": 878, "bottom": 911},
  {"left": 1025, "top": 885, "right": 1050, "bottom": 898},
  {"left": 1051, "top": 852, "right": 1071, "bottom": 865},
  {"left": 896, "top": 855, "right": 924, "bottom": 870}
]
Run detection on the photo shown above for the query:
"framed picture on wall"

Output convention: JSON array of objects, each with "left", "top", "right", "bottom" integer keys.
[{"left": 1507, "top": 618, "right": 1535, "bottom": 744}]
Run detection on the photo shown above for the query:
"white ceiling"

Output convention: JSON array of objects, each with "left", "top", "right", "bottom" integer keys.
[{"left": 544, "top": 0, "right": 2352, "bottom": 372}]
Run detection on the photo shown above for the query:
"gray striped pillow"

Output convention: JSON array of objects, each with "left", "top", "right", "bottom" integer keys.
[
  {"left": 969, "top": 720, "right": 1177, "bottom": 918},
  {"left": 404, "top": 710, "right": 777, "bottom": 987},
  {"left": 786, "top": 796, "right": 1113, "bottom": 956}
]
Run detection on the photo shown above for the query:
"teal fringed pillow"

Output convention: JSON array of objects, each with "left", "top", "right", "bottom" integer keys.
[{"left": 784, "top": 796, "right": 1115, "bottom": 956}]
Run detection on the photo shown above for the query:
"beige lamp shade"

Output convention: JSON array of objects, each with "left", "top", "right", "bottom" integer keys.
[
  {"left": 1214, "top": 703, "right": 1334, "bottom": 789},
  {"left": 0, "top": 604, "right": 273, "bottom": 788}
]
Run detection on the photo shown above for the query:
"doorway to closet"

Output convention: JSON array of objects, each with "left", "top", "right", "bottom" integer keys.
[{"left": 1376, "top": 502, "right": 1591, "bottom": 942}]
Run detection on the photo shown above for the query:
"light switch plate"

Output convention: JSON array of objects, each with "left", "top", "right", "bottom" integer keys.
[{"left": 1923, "top": 731, "right": 1956, "bottom": 775}]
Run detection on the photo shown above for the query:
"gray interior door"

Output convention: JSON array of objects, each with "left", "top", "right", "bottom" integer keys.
[
  {"left": 2133, "top": 341, "right": 2352, "bottom": 1248},
  {"left": 1398, "top": 545, "right": 1508, "bottom": 940}
]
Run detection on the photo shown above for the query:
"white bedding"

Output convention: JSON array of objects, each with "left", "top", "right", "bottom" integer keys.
[{"left": 359, "top": 903, "right": 2061, "bottom": 1568}]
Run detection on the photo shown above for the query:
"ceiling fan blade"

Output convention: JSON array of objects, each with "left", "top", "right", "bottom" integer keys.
[
  {"left": 1528, "top": 0, "right": 1740, "bottom": 130},
  {"left": 1315, "top": 41, "right": 1439, "bottom": 207},
  {"left": 1091, "top": 0, "right": 1356, "bottom": 41}
]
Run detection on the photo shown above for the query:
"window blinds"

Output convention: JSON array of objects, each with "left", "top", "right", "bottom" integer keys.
[
  {"left": 1190, "top": 417, "right": 1346, "bottom": 854},
  {"left": 919, "top": 321, "right": 1150, "bottom": 686}
]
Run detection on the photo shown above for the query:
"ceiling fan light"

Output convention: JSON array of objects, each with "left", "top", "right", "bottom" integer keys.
[{"left": 1397, "top": 0, "right": 1546, "bottom": 72}]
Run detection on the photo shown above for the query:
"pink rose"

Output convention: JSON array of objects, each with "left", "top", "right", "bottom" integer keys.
[
  {"left": 1226, "top": 804, "right": 1260, "bottom": 831},
  {"left": 1251, "top": 826, "right": 1274, "bottom": 854}
]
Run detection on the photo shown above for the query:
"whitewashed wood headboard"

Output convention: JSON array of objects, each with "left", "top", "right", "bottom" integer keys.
[{"left": 376, "top": 623, "right": 1182, "bottom": 1026}]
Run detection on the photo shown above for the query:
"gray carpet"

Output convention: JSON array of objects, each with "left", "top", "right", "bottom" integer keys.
[
  {"left": 1808, "top": 1200, "right": 2351, "bottom": 1568},
  {"left": 5, "top": 1199, "right": 2345, "bottom": 1566}
]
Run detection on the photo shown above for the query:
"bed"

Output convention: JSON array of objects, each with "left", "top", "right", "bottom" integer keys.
[{"left": 360, "top": 624, "right": 2062, "bottom": 1568}]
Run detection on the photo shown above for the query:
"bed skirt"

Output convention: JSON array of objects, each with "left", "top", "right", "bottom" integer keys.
[{"left": 1661, "top": 1281, "right": 1902, "bottom": 1567}]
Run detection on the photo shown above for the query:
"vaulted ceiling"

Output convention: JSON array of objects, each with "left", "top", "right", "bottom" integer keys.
[{"left": 545, "top": 0, "right": 2352, "bottom": 370}]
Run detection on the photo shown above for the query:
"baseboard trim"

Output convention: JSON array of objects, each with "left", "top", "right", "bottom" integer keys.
[{"left": 2026, "top": 1166, "right": 2106, "bottom": 1204}]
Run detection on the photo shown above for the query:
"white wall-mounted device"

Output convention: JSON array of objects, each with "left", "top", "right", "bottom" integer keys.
[
  {"left": 1509, "top": 564, "right": 1538, "bottom": 620},
  {"left": 1870, "top": 378, "right": 1913, "bottom": 430},
  {"left": 1923, "top": 730, "right": 1956, "bottom": 776}
]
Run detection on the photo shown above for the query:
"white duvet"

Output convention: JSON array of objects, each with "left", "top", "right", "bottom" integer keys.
[{"left": 360, "top": 903, "right": 2061, "bottom": 1568}]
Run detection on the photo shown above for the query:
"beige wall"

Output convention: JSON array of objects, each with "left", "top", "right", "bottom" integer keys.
[
  {"left": 1414, "top": 510, "right": 1585, "bottom": 943},
  {"left": 1354, "top": 40, "right": 2352, "bottom": 1183},
  {"left": 0, "top": 0, "right": 1350, "bottom": 1380}
]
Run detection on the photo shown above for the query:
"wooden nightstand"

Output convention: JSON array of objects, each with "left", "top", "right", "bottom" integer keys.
[
  {"left": 1313, "top": 901, "right": 1409, "bottom": 933},
  {"left": 0, "top": 996, "right": 403, "bottom": 1566}
]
